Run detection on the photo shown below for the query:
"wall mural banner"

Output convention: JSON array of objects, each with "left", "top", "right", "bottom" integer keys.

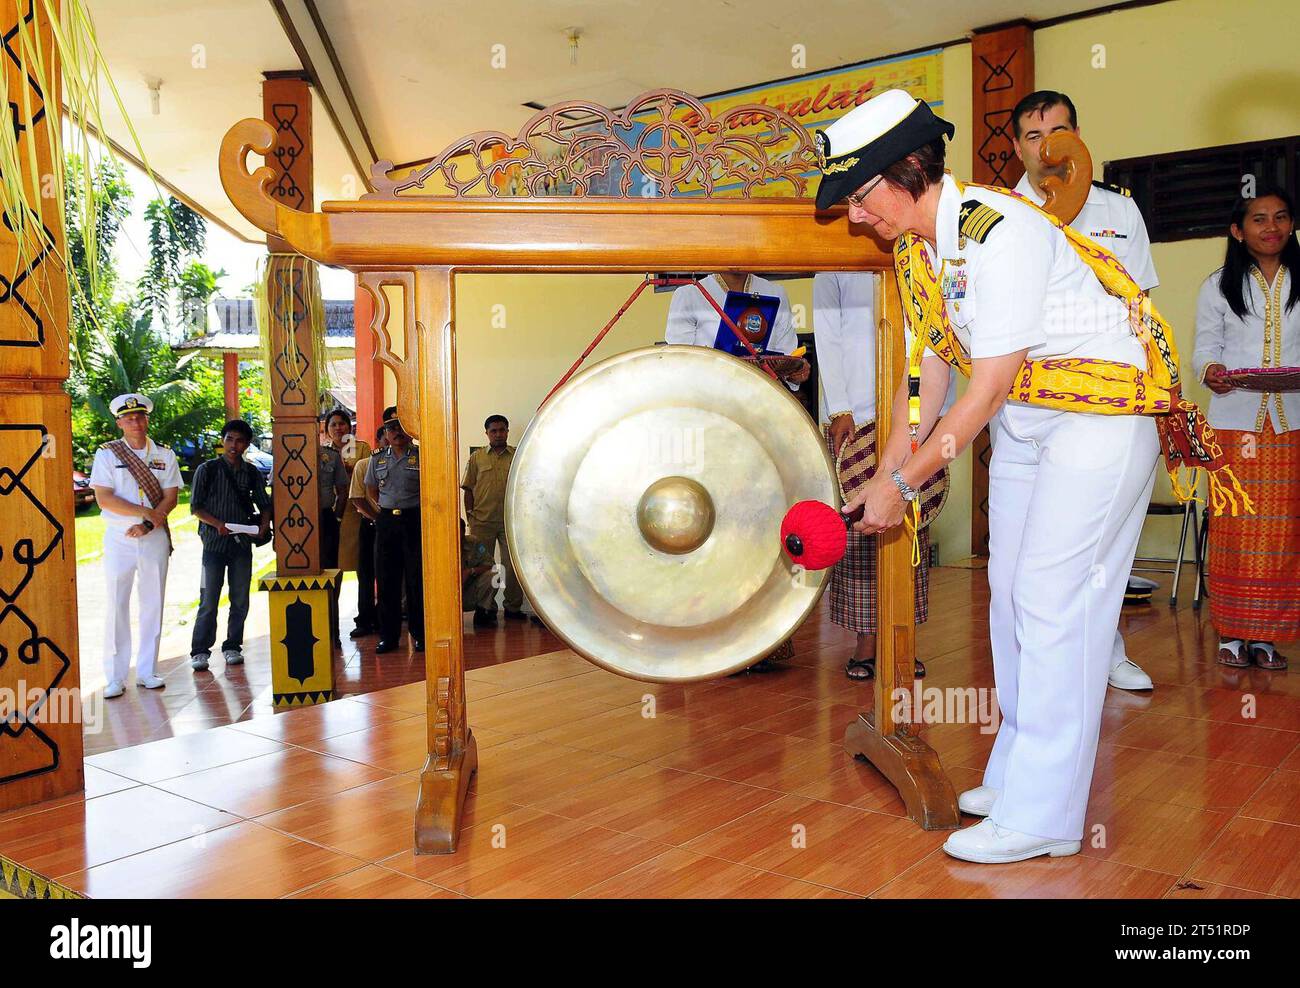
[
  {"left": 483, "top": 49, "right": 944, "bottom": 200},
  {"left": 637, "top": 48, "right": 945, "bottom": 197}
]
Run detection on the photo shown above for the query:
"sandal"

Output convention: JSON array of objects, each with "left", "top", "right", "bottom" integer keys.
[
  {"left": 844, "top": 658, "right": 927, "bottom": 681},
  {"left": 845, "top": 658, "right": 874, "bottom": 681},
  {"left": 1249, "top": 643, "right": 1288, "bottom": 671},
  {"left": 1217, "top": 639, "right": 1249, "bottom": 668}
]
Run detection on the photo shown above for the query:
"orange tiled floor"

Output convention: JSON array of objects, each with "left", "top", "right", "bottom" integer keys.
[
  {"left": 81, "top": 602, "right": 568, "bottom": 756},
  {"left": 1, "top": 567, "right": 1296, "bottom": 899}
]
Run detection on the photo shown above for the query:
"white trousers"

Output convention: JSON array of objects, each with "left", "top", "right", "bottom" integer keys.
[
  {"left": 102, "top": 526, "right": 170, "bottom": 683},
  {"left": 983, "top": 405, "right": 1158, "bottom": 841}
]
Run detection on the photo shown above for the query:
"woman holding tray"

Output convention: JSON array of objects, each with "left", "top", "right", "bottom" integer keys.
[{"left": 1193, "top": 189, "right": 1300, "bottom": 670}]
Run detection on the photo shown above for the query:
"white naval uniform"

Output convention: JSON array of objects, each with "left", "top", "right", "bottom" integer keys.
[
  {"left": 1013, "top": 175, "right": 1159, "bottom": 291},
  {"left": 88, "top": 439, "right": 182, "bottom": 684},
  {"left": 923, "top": 175, "right": 1160, "bottom": 840},
  {"left": 1015, "top": 173, "right": 1160, "bottom": 677}
]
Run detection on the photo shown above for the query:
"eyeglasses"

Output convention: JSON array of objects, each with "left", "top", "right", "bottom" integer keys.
[{"left": 846, "top": 176, "right": 883, "bottom": 208}]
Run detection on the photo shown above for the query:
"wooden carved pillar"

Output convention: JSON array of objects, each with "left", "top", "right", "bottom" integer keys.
[
  {"left": 0, "top": 0, "right": 85, "bottom": 812},
  {"left": 842, "top": 272, "right": 957, "bottom": 831},
  {"left": 361, "top": 267, "right": 476, "bottom": 854},
  {"left": 413, "top": 267, "right": 475, "bottom": 853},
  {"left": 969, "top": 21, "right": 1034, "bottom": 556},
  {"left": 256, "top": 72, "right": 339, "bottom": 707}
]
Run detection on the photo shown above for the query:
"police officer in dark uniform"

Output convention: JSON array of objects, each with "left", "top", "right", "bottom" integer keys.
[{"left": 363, "top": 414, "right": 424, "bottom": 653}]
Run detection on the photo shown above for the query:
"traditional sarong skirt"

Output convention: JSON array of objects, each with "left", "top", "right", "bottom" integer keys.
[
  {"left": 1208, "top": 421, "right": 1300, "bottom": 641},
  {"left": 825, "top": 422, "right": 932, "bottom": 634}
]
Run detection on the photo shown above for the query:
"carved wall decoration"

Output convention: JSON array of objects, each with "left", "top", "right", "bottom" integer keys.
[
  {"left": 969, "top": 23, "right": 1034, "bottom": 555},
  {"left": 0, "top": 1, "right": 82, "bottom": 814},
  {"left": 366, "top": 89, "right": 820, "bottom": 201}
]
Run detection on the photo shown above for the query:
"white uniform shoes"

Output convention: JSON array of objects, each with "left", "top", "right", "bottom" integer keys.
[
  {"left": 943, "top": 819, "right": 1081, "bottom": 863},
  {"left": 958, "top": 785, "right": 999, "bottom": 817},
  {"left": 137, "top": 675, "right": 166, "bottom": 689},
  {"left": 1108, "top": 658, "right": 1154, "bottom": 691},
  {"left": 104, "top": 680, "right": 125, "bottom": 699}
]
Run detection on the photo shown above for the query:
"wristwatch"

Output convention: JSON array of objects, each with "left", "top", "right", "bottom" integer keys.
[{"left": 890, "top": 469, "right": 920, "bottom": 503}]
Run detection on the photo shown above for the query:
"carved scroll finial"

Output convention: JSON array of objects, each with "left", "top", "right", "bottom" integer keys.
[
  {"left": 365, "top": 88, "right": 819, "bottom": 201},
  {"left": 1038, "top": 131, "right": 1093, "bottom": 225},
  {"left": 219, "top": 118, "right": 284, "bottom": 237}
]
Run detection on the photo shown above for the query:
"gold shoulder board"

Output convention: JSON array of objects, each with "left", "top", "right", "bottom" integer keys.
[
  {"left": 1092, "top": 180, "right": 1132, "bottom": 198},
  {"left": 959, "top": 199, "right": 1005, "bottom": 244}
]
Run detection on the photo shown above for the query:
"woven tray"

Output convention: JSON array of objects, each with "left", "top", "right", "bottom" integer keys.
[
  {"left": 1221, "top": 366, "right": 1300, "bottom": 393},
  {"left": 741, "top": 354, "right": 806, "bottom": 377}
]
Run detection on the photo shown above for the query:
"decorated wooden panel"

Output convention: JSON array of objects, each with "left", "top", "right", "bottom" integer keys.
[
  {"left": 0, "top": 391, "right": 84, "bottom": 809},
  {"left": 0, "top": 0, "right": 67, "bottom": 382},
  {"left": 970, "top": 22, "right": 1034, "bottom": 555}
]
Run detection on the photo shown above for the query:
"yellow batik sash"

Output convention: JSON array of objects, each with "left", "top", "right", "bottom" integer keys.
[{"left": 895, "top": 180, "right": 1253, "bottom": 518}]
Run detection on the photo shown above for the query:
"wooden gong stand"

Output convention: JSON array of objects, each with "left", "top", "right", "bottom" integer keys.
[{"left": 219, "top": 91, "right": 1091, "bottom": 852}]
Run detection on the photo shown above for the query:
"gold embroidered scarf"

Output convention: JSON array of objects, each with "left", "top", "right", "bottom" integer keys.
[{"left": 895, "top": 182, "right": 1253, "bottom": 516}]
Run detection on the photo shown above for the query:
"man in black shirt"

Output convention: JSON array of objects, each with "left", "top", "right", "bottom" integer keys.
[{"left": 189, "top": 419, "right": 272, "bottom": 672}]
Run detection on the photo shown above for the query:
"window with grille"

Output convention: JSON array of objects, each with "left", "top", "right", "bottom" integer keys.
[{"left": 1104, "top": 135, "right": 1300, "bottom": 243}]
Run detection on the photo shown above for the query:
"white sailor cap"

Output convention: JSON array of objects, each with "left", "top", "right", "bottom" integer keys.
[
  {"left": 110, "top": 393, "right": 154, "bottom": 417},
  {"left": 813, "top": 89, "right": 955, "bottom": 210}
]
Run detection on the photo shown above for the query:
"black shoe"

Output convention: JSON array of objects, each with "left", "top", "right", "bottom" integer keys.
[
  {"left": 472, "top": 608, "right": 495, "bottom": 628},
  {"left": 349, "top": 625, "right": 375, "bottom": 639},
  {"left": 504, "top": 609, "right": 528, "bottom": 622},
  {"left": 412, "top": 639, "right": 424, "bottom": 652},
  {"left": 375, "top": 640, "right": 399, "bottom": 654}
]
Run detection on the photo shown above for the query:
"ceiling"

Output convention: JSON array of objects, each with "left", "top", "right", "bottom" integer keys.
[{"left": 85, "top": 0, "right": 1125, "bottom": 242}]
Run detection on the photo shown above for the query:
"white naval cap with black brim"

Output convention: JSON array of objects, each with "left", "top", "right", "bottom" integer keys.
[
  {"left": 109, "top": 393, "right": 154, "bottom": 416},
  {"left": 813, "top": 89, "right": 955, "bottom": 210}
]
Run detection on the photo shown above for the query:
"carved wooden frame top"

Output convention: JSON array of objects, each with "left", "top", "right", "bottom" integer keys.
[
  {"left": 219, "top": 88, "right": 892, "bottom": 273},
  {"left": 364, "top": 88, "right": 820, "bottom": 201}
]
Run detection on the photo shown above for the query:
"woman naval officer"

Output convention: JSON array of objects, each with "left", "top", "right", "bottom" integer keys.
[{"left": 817, "top": 90, "right": 1160, "bottom": 863}]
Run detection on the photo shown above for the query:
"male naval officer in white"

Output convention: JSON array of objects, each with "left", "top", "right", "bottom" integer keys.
[
  {"left": 1011, "top": 88, "right": 1159, "bottom": 694},
  {"left": 88, "top": 393, "right": 181, "bottom": 696},
  {"left": 819, "top": 89, "right": 1159, "bottom": 862}
]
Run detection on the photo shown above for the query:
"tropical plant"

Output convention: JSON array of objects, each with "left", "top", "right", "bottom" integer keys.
[
  {"left": 63, "top": 145, "right": 231, "bottom": 468},
  {"left": 0, "top": 1, "right": 157, "bottom": 334},
  {"left": 140, "top": 196, "right": 207, "bottom": 334},
  {"left": 66, "top": 304, "right": 209, "bottom": 458},
  {"left": 64, "top": 152, "right": 131, "bottom": 371},
  {"left": 176, "top": 260, "right": 228, "bottom": 338}
]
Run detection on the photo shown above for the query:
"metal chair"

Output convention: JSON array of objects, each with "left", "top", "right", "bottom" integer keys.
[{"left": 1131, "top": 496, "right": 1204, "bottom": 609}]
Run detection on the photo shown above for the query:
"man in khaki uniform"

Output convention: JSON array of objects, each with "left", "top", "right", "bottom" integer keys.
[
  {"left": 461, "top": 414, "right": 524, "bottom": 621},
  {"left": 460, "top": 519, "right": 497, "bottom": 627},
  {"left": 347, "top": 425, "right": 386, "bottom": 637}
]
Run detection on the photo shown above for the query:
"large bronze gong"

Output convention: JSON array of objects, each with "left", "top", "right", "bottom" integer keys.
[{"left": 506, "top": 345, "right": 837, "bottom": 682}]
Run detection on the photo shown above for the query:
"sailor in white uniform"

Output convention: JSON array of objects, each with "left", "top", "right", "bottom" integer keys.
[
  {"left": 87, "top": 394, "right": 182, "bottom": 696},
  {"left": 1011, "top": 89, "right": 1159, "bottom": 693},
  {"left": 818, "top": 89, "right": 1160, "bottom": 863}
]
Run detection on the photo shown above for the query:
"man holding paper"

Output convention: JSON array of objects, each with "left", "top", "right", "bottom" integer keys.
[{"left": 189, "top": 419, "right": 272, "bottom": 672}]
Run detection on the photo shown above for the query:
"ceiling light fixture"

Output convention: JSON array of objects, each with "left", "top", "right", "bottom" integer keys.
[
  {"left": 566, "top": 27, "right": 582, "bottom": 66},
  {"left": 146, "top": 77, "right": 162, "bottom": 115}
]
